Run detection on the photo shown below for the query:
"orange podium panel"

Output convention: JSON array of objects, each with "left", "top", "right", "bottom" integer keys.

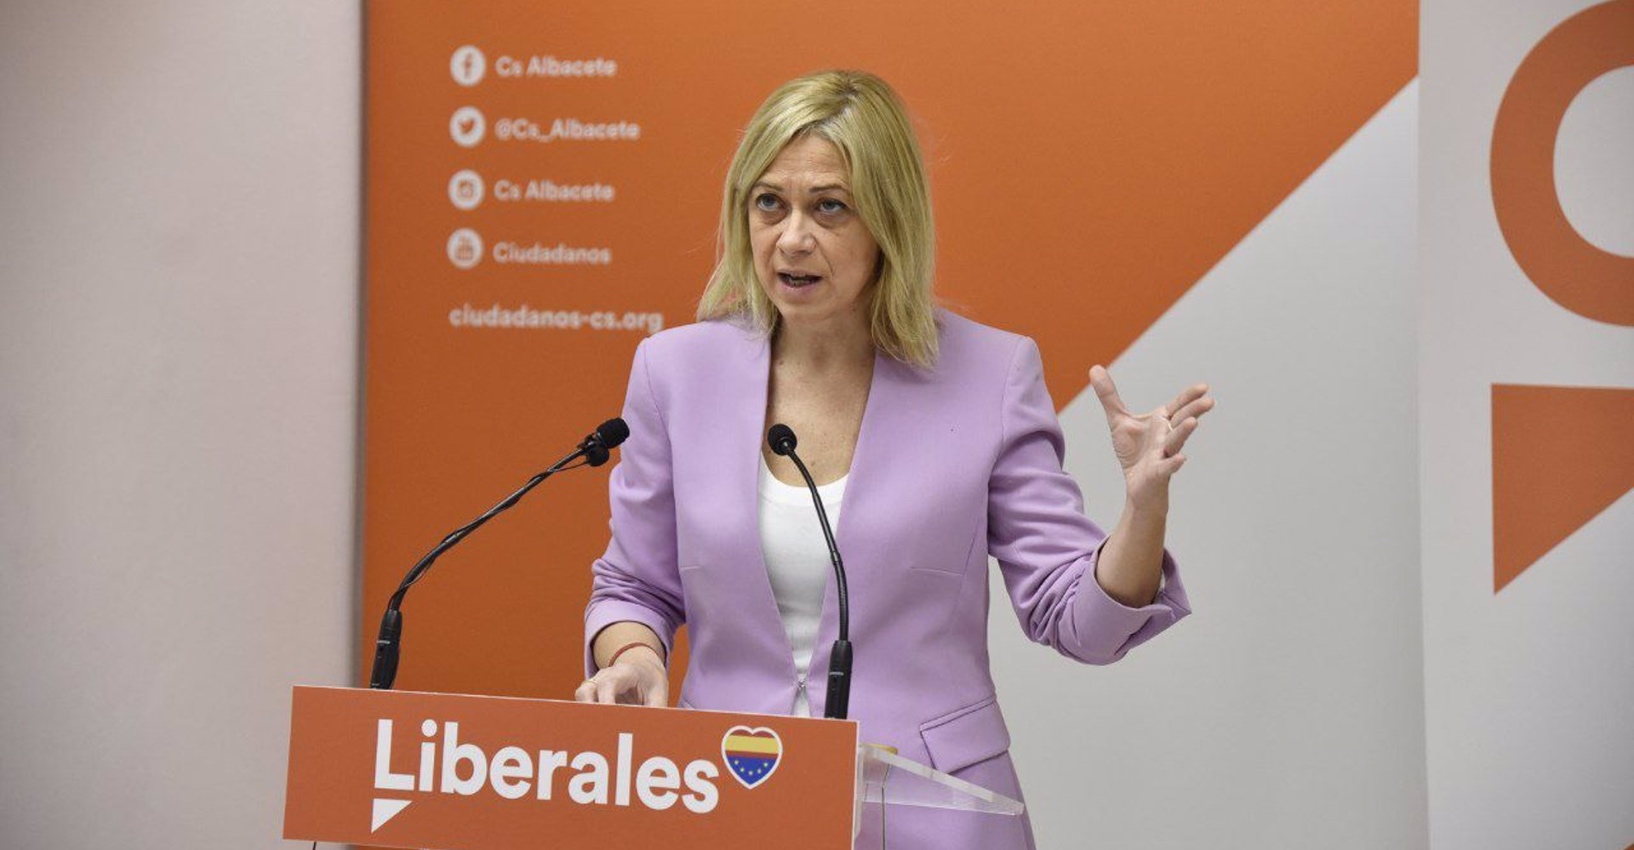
[{"left": 284, "top": 686, "right": 859, "bottom": 849}]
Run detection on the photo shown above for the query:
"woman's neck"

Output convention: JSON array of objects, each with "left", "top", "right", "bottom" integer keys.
[{"left": 772, "top": 313, "right": 875, "bottom": 373}]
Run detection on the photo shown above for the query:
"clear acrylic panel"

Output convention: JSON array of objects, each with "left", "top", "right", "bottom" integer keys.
[{"left": 855, "top": 744, "right": 1025, "bottom": 815}]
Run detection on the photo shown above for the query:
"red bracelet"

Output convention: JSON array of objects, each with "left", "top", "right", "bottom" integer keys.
[{"left": 606, "top": 641, "right": 663, "bottom": 669}]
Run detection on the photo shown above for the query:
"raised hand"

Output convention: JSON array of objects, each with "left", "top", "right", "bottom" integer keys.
[{"left": 1089, "top": 365, "right": 1213, "bottom": 514}]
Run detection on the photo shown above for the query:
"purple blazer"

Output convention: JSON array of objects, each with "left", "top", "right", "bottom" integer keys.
[{"left": 585, "top": 310, "right": 1190, "bottom": 849}]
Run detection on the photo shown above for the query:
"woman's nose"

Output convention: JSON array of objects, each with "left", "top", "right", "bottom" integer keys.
[{"left": 776, "top": 211, "right": 816, "bottom": 254}]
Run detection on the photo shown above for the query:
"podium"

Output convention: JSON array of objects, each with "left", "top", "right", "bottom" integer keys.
[{"left": 284, "top": 686, "right": 1021, "bottom": 849}]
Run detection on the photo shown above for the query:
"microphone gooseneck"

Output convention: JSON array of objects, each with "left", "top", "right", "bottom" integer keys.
[
  {"left": 766, "top": 423, "right": 854, "bottom": 720},
  {"left": 368, "top": 417, "right": 628, "bottom": 690}
]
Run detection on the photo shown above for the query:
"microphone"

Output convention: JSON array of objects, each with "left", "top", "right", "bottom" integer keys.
[
  {"left": 579, "top": 418, "right": 629, "bottom": 467},
  {"left": 369, "top": 417, "right": 629, "bottom": 690},
  {"left": 766, "top": 423, "right": 854, "bottom": 720},
  {"left": 767, "top": 423, "right": 797, "bottom": 456}
]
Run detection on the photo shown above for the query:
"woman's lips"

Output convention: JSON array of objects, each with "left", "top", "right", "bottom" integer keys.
[{"left": 778, "top": 272, "right": 822, "bottom": 288}]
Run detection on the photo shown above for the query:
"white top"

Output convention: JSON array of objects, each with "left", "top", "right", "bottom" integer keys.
[{"left": 757, "top": 453, "right": 846, "bottom": 718}]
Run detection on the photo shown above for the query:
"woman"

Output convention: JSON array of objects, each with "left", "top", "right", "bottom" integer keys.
[{"left": 576, "top": 70, "right": 1211, "bottom": 848}]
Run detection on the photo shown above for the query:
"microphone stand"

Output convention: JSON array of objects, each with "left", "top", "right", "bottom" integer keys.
[
  {"left": 768, "top": 424, "right": 853, "bottom": 720},
  {"left": 369, "top": 426, "right": 621, "bottom": 691}
]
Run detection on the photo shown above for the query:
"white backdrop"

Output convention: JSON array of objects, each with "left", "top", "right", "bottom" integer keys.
[{"left": 1421, "top": 1, "right": 1634, "bottom": 848}]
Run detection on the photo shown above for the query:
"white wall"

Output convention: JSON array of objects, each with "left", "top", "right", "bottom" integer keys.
[
  {"left": 0, "top": 2, "right": 359, "bottom": 847},
  {"left": 1420, "top": 1, "right": 1634, "bottom": 847}
]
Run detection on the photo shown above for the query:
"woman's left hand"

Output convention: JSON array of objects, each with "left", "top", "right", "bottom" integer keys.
[{"left": 1089, "top": 365, "right": 1214, "bottom": 515}]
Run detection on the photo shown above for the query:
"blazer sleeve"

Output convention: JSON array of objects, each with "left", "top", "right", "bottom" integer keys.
[
  {"left": 583, "top": 338, "right": 687, "bottom": 675},
  {"left": 987, "top": 337, "right": 1191, "bottom": 664}
]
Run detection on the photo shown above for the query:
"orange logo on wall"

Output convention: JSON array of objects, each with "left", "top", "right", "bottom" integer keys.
[
  {"left": 1488, "top": 0, "right": 1634, "bottom": 593},
  {"left": 1490, "top": 0, "right": 1634, "bottom": 326}
]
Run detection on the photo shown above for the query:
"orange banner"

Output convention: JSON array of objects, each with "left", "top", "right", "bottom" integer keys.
[
  {"left": 285, "top": 686, "right": 859, "bottom": 848},
  {"left": 360, "top": 0, "right": 1414, "bottom": 700}
]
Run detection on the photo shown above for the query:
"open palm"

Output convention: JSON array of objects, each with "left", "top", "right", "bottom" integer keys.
[{"left": 1089, "top": 365, "right": 1214, "bottom": 514}]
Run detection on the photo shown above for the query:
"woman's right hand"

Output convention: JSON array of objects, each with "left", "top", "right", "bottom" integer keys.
[{"left": 574, "top": 645, "right": 669, "bottom": 707}]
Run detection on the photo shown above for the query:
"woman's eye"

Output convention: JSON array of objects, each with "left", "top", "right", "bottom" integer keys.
[
  {"left": 817, "top": 199, "right": 847, "bottom": 214},
  {"left": 753, "top": 193, "right": 781, "bottom": 212}
]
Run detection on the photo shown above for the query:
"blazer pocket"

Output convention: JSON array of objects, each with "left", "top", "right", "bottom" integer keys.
[
  {"left": 918, "top": 694, "right": 1011, "bottom": 775},
  {"left": 905, "top": 526, "right": 980, "bottom": 576}
]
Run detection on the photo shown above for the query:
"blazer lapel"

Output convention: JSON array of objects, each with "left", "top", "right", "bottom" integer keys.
[
  {"left": 717, "top": 327, "right": 801, "bottom": 676},
  {"left": 808, "top": 347, "right": 909, "bottom": 717}
]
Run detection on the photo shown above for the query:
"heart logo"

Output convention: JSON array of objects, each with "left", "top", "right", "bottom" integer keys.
[{"left": 720, "top": 726, "right": 782, "bottom": 789}]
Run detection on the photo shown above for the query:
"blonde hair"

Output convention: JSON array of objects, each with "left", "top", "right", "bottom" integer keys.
[{"left": 696, "top": 70, "right": 939, "bottom": 367}]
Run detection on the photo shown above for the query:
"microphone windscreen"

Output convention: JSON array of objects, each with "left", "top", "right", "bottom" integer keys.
[
  {"left": 597, "top": 418, "right": 630, "bottom": 448},
  {"left": 767, "top": 423, "right": 797, "bottom": 455}
]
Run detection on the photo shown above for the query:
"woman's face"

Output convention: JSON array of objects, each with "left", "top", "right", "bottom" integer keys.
[{"left": 748, "top": 135, "right": 881, "bottom": 333}]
